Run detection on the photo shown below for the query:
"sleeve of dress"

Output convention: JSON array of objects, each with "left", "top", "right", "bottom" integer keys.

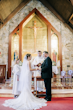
[
  {"left": 12, "top": 66, "right": 15, "bottom": 73},
  {"left": 32, "top": 58, "right": 37, "bottom": 69},
  {"left": 16, "top": 66, "right": 20, "bottom": 75},
  {"left": 33, "top": 57, "right": 38, "bottom": 65},
  {"left": 14, "top": 65, "right": 20, "bottom": 75}
]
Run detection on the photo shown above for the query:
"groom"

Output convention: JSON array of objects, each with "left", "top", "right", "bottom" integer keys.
[{"left": 39, "top": 51, "right": 52, "bottom": 101}]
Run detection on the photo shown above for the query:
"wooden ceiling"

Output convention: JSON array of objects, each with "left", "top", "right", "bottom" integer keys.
[
  {"left": 0, "top": 0, "right": 73, "bottom": 32},
  {"left": 40, "top": 0, "right": 73, "bottom": 32},
  {"left": 0, "top": 0, "right": 31, "bottom": 28}
]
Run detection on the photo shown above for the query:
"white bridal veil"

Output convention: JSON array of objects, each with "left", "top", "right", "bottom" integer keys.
[{"left": 18, "top": 55, "right": 29, "bottom": 91}]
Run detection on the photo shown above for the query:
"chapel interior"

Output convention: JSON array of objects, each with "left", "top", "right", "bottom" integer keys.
[{"left": 0, "top": 0, "right": 73, "bottom": 98}]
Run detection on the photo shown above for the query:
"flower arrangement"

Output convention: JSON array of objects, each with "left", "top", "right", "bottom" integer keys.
[{"left": 19, "top": 60, "right": 23, "bottom": 66}]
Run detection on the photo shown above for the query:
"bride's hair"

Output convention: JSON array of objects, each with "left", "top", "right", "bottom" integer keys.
[{"left": 26, "top": 54, "right": 31, "bottom": 59}]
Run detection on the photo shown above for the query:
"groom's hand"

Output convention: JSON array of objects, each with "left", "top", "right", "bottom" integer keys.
[
  {"left": 36, "top": 67, "right": 41, "bottom": 70},
  {"left": 39, "top": 68, "right": 41, "bottom": 71},
  {"left": 36, "top": 67, "right": 39, "bottom": 70}
]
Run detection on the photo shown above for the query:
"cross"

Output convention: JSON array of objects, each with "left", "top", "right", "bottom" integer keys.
[{"left": 27, "top": 21, "right": 42, "bottom": 52}]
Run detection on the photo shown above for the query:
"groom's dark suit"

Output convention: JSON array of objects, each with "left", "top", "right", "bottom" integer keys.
[{"left": 41, "top": 57, "right": 52, "bottom": 100}]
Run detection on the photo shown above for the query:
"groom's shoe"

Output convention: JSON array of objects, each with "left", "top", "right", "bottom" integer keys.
[
  {"left": 44, "top": 97, "right": 47, "bottom": 100},
  {"left": 46, "top": 98, "right": 51, "bottom": 101}
]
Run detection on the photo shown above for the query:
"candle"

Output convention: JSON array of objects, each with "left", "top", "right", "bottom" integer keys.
[{"left": 57, "top": 60, "right": 60, "bottom": 67}]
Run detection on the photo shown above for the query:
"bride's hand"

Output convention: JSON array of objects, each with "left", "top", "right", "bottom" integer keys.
[
  {"left": 38, "top": 68, "right": 41, "bottom": 71},
  {"left": 35, "top": 67, "right": 39, "bottom": 70}
]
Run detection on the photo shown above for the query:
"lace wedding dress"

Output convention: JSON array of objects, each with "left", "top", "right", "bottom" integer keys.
[{"left": 3, "top": 57, "right": 47, "bottom": 110}]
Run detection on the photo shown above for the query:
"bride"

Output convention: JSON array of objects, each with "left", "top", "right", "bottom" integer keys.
[{"left": 3, "top": 54, "right": 47, "bottom": 110}]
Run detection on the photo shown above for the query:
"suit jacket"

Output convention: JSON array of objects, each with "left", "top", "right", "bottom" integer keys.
[{"left": 41, "top": 57, "right": 52, "bottom": 79}]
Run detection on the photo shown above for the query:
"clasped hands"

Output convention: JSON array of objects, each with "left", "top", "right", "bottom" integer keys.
[{"left": 36, "top": 67, "right": 41, "bottom": 71}]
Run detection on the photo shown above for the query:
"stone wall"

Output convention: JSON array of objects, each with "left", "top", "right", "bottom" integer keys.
[{"left": 0, "top": 0, "right": 73, "bottom": 72}]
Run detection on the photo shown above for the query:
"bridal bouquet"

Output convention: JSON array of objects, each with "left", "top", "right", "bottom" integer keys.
[{"left": 19, "top": 60, "right": 23, "bottom": 66}]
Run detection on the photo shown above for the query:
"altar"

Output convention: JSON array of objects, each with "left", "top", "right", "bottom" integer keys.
[
  {"left": 32, "top": 65, "right": 60, "bottom": 96},
  {"left": 9, "top": 65, "right": 60, "bottom": 93},
  {"left": 32, "top": 76, "right": 44, "bottom": 96}
]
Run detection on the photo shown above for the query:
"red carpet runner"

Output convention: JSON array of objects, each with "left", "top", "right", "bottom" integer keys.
[{"left": 0, "top": 97, "right": 73, "bottom": 110}]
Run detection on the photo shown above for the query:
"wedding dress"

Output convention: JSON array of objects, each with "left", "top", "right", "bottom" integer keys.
[{"left": 3, "top": 56, "right": 47, "bottom": 110}]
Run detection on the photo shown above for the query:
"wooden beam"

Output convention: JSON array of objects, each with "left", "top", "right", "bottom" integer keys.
[
  {"left": 47, "top": 25, "right": 51, "bottom": 58},
  {"left": 0, "top": 14, "right": 4, "bottom": 23},
  {"left": 69, "top": 14, "right": 73, "bottom": 25},
  {"left": 39, "top": 0, "right": 73, "bottom": 32},
  {"left": 8, "top": 34, "right": 11, "bottom": 78},
  {"left": 19, "top": 24, "right": 22, "bottom": 61},
  {"left": 70, "top": 0, "right": 73, "bottom": 5},
  {"left": 0, "top": 0, "right": 31, "bottom": 29},
  {"left": 8, "top": 25, "right": 19, "bottom": 78}
]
